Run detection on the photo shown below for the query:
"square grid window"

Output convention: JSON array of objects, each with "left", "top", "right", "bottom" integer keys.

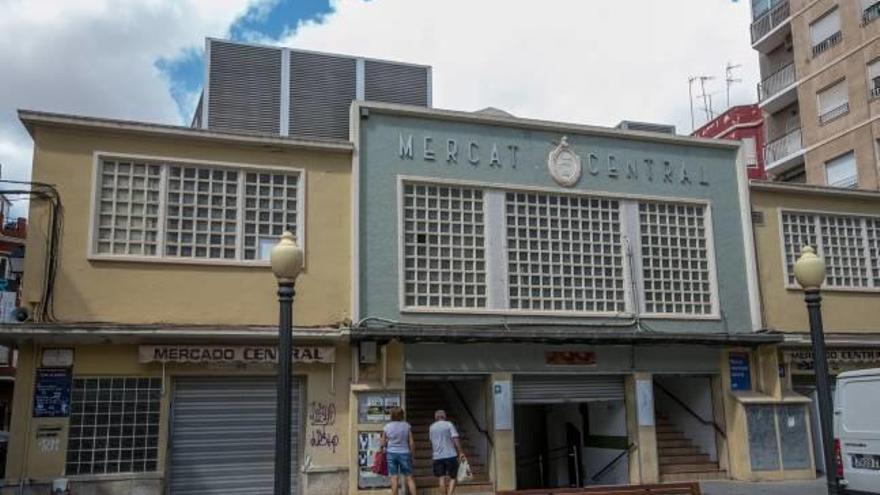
[
  {"left": 95, "top": 160, "right": 161, "bottom": 255},
  {"left": 820, "top": 215, "right": 868, "bottom": 287},
  {"left": 165, "top": 165, "right": 239, "bottom": 259},
  {"left": 639, "top": 202, "right": 713, "bottom": 315},
  {"left": 243, "top": 172, "right": 299, "bottom": 260},
  {"left": 402, "top": 183, "right": 486, "bottom": 308},
  {"left": 66, "top": 377, "right": 161, "bottom": 475},
  {"left": 781, "top": 212, "right": 819, "bottom": 286},
  {"left": 867, "top": 218, "right": 880, "bottom": 286},
  {"left": 505, "top": 192, "right": 625, "bottom": 312}
]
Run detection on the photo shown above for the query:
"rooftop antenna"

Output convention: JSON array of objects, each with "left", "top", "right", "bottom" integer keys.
[
  {"left": 688, "top": 77, "right": 697, "bottom": 132},
  {"left": 697, "top": 75, "right": 715, "bottom": 122},
  {"left": 725, "top": 62, "right": 742, "bottom": 109}
]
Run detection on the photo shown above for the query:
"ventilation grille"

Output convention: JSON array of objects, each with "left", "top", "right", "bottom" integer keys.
[
  {"left": 207, "top": 41, "right": 281, "bottom": 135},
  {"left": 616, "top": 120, "right": 677, "bottom": 135},
  {"left": 365, "top": 60, "right": 428, "bottom": 106},
  {"left": 289, "top": 51, "right": 356, "bottom": 139}
]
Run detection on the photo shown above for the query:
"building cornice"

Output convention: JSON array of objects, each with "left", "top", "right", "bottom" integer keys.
[
  {"left": 750, "top": 180, "right": 880, "bottom": 199},
  {"left": 356, "top": 101, "right": 741, "bottom": 151},
  {"left": 18, "top": 110, "right": 354, "bottom": 153}
]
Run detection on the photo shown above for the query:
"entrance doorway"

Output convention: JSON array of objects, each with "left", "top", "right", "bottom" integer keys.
[{"left": 513, "top": 375, "right": 628, "bottom": 490}]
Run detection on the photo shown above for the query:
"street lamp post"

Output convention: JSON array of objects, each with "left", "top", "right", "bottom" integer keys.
[
  {"left": 793, "top": 246, "right": 838, "bottom": 495},
  {"left": 270, "top": 231, "right": 304, "bottom": 495}
]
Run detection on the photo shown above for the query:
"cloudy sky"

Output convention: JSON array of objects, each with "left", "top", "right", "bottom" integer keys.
[{"left": 0, "top": 0, "right": 758, "bottom": 215}]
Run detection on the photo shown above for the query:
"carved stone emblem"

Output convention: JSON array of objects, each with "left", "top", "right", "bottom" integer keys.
[{"left": 547, "top": 136, "right": 582, "bottom": 187}]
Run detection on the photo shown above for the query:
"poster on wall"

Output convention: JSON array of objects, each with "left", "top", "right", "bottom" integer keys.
[
  {"left": 357, "top": 431, "right": 390, "bottom": 489},
  {"left": 357, "top": 392, "right": 401, "bottom": 424},
  {"left": 33, "top": 367, "right": 72, "bottom": 418},
  {"left": 729, "top": 352, "right": 752, "bottom": 391}
]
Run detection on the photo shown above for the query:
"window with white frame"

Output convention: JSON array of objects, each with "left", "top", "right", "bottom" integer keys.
[
  {"left": 781, "top": 211, "right": 880, "bottom": 289},
  {"left": 66, "top": 377, "right": 162, "bottom": 475},
  {"left": 401, "top": 183, "right": 486, "bottom": 308},
  {"left": 742, "top": 137, "right": 758, "bottom": 168},
  {"left": 505, "top": 192, "right": 625, "bottom": 312},
  {"left": 810, "top": 8, "right": 841, "bottom": 54},
  {"left": 94, "top": 157, "right": 301, "bottom": 262},
  {"left": 399, "top": 180, "right": 717, "bottom": 317},
  {"left": 868, "top": 59, "right": 880, "bottom": 97},
  {"left": 825, "top": 151, "right": 858, "bottom": 189},
  {"left": 639, "top": 202, "right": 713, "bottom": 315}
]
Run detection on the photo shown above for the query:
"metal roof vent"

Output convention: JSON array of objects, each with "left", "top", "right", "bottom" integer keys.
[{"left": 616, "top": 120, "right": 677, "bottom": 135}]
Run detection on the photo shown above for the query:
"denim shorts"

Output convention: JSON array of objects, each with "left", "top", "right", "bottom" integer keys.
[{"left": 387, "top": 452, "right": 413, "bottom": 476}]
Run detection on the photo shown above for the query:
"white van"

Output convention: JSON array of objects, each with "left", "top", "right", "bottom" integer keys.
[{"left": 835, "top": 368, "right": 880, "bottom": 494}]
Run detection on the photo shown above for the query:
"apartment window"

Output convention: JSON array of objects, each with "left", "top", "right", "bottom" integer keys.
[
  {"left": 505, "top": 192, "right": 625, "bottom": 312},
  {"left": 862, "top": 0, "right": 880, "bottom": 26},
  {"left": 810, "top": 8, "right": 842, "bottom": 56},
  {"left": 817, "top": 80, "right": 849, "bottom": 124},
  {"left": 868, "top": 59, "right": 880, "bottom": 99},
  {"left": 781, "top": 211, "right": 880, "bottom": 289},
  {"left": 94, "top": 157, "right": 301, "bottom": 262},
  {"left": 742, "top": 137, "right": 758, "bottom": 168},
  {"left": 401, "top": 183, "right": 486, "bottom": 308},
  {"left": 66, "top": 377, "right": 161, "bottom": 475},
  {"left": 825, "top": 151, "right": 858, "bottom": 188},
  {"left": 639, "top": 202, "right": 713, "bottom": 315}
]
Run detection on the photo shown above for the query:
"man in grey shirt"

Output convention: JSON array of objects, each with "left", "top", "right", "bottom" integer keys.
[{"left": 429, "top": 410, "right": 465, "bottom": 495}]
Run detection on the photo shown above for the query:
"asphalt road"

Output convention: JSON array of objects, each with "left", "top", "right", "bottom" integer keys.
[{"left": 701, "top": 478, "right": 826, "bottom": 495}]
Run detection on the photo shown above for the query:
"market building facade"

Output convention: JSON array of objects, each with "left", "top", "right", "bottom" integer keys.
[
  {"left": 750, "top": 180, "right": 880, "bottom": 478},
  {"left": 346, "top": 101, "right": 805, "bottom": 493}
]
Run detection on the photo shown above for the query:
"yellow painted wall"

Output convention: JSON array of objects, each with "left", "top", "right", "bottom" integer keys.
[
  {"left": 4, "top": 343, "right": 351, "bottom": 488},
  {"left": 22, "top": 125, "right": 351, "bottom": 326},
  {"left": 751, "top": 187, "right": 880, "bottom": 333}
]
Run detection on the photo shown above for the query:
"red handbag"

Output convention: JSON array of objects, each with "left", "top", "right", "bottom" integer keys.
[{"left": 371, "top": 450, "right": 388, "bottom": 476}]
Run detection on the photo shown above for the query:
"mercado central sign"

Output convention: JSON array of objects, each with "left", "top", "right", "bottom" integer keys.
[
  {"left": 397, "top": 133, "right": 713, "bottom": 187},
  {"left": 138, "top": 345, "right": 336, "bottom": 364}
]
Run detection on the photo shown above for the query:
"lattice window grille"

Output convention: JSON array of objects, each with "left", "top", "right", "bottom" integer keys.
[
  {"left": 639, "top": 202, "right": 714, "bottom": 315},
  {"left": 94, "top": 157, "right": 301, "bottom": 263},
  {"left": 95, "top": 160, "right": 161, "bottom": 256},
  {"left": 165, "top": 165, "right": 239, "bottom": 259},
  {"left": 243, "top": 172, "right": 299, "bottom": 260},
  {"left": 781, "top": 212, "right": 819, "bottom": 286},
  {"left": 867, "top": 218, "right": 880, "bottom": 286},
  {"left": 65, "top": 377, "right": 161, "bottom": 475},
  {"left": 505, "top": 192, "right": 625, "bottom": 312},
  {"left": 820, "top": 215, "right": 868, "bottom": 287},
  {"left": 402, "top": 183, "right": 487, "bottom": 308}
]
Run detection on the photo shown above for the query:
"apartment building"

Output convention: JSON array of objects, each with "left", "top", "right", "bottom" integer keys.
[
  {"left": 691, "top": 104, "right": 768, "bottom": 180},
  {"left": 752, "top": 0, "right": 880, "bottom": 189}
]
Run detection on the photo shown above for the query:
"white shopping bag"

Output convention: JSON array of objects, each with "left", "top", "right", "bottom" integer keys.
[{"left": 456, "top": 458, "right": 473, "bottom": 483}]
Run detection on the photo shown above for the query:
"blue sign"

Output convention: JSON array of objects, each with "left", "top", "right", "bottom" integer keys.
[
  {"left": 33, "top": 367, "right": 72, "bottom": 418},
  {"left": 729, "top": 352, "right": 752, "bottom": 391}
]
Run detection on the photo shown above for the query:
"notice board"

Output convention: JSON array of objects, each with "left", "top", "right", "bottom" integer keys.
[{"left": 33, "top": 367, "right": 72, "bottom": 418}]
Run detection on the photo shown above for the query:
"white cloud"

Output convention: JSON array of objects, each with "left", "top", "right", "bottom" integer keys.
[
  {"left": 280, "top": 0, "right": 759, "bottom": 134},
  {"left": 0, "top": 0, "right": 266, "bottom": 213}
]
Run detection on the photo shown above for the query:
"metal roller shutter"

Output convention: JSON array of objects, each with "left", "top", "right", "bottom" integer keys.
[
  {"left": 513, "top": 375, "right": 624, "bottom": 404},
  {"left": 169, "top": 376, "right": 303, "bottom": 495}
]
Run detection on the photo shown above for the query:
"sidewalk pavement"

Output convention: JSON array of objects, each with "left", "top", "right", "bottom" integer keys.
[{"left": 701, "top": 478, "right": 826, "bottom": 495}]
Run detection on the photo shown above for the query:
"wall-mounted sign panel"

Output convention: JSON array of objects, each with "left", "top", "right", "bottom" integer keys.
[
  {"left": 33, "top": 367, "right": 72, "bottom": 418},
  {"left": 493, "top": 380, "right": 512, "bottom": 430},
  {"left": 729, "top": 352, "right": 752, "bottom": 391},
  {"left": 138, "top": 345, "right": 335, "bottom": 364},
  {"left": 785, "top": 348, "right": 880, "bottom": 375},
  {"left": 356, "top": 392, "right": 401, "bottom": 424}
]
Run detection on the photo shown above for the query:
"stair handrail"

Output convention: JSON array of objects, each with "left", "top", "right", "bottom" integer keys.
[
  {"left": 448, "top": 381, "right": 494, "bottom": 447},
  {"left": 588, "top": 442, "right": 636, "bottom": 484},
  {"left": 653, "top": 382, "right": 726, "bottom": 438}
]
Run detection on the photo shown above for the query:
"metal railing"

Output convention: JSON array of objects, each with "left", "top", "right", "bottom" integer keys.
[
  {"left": 654, "top": 383, "right": 726, "bottom": 438},
  {"left": 449, "top": 381, "right": 494, "bottom": 447},
  {"left": 862, "top": 2, "right": 880, "bottom": 26},
  {"left": 765, "top": 127, "right": 803, "bottom": 164},
  {"left": 872, "top": 86, "right": 880, "bottom": 100},
  {"left": 758, "top": 62, "right": 796, "bottom": 102},
  {"left": 588, "top": 443, "right": 636, "bottom": 484},
  {"left": 812, "top": 31, "right": 842, "bottom": 57},
  {"left": 751, "top": 0, "right": 790, "bottom": 44},
  {"left": 819, "top": 102, "right": 849, "bottom": 125}
]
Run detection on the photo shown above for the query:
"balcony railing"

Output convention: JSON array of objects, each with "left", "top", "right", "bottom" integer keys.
[
  {"left": 819, "top": 102, "right": 850, "bottom": 125},
  {"left": 765, "top": 127, "right": 803, "bottom": 165},
  {"left": 751, "top": 0, "right": 790, "bottom": 44},
  {"left": 871, "top": 86, "right": 880, "bottom": 100},
  {"left": 862, "top": 2, "right": 880, "bottom": 26},
  {"left": 812, "top": 31, "right": 843, "bottom": 57},
  {"left": 758, "top": 62, "right": 796, "bottom": 102}
]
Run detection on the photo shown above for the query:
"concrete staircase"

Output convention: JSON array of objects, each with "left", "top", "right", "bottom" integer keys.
[
  {"left": 656, "top": 415, "right": 727, "bottom": 482},
  {"left": 406, "top": 381, "right": 494, "bottom": 495}
]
